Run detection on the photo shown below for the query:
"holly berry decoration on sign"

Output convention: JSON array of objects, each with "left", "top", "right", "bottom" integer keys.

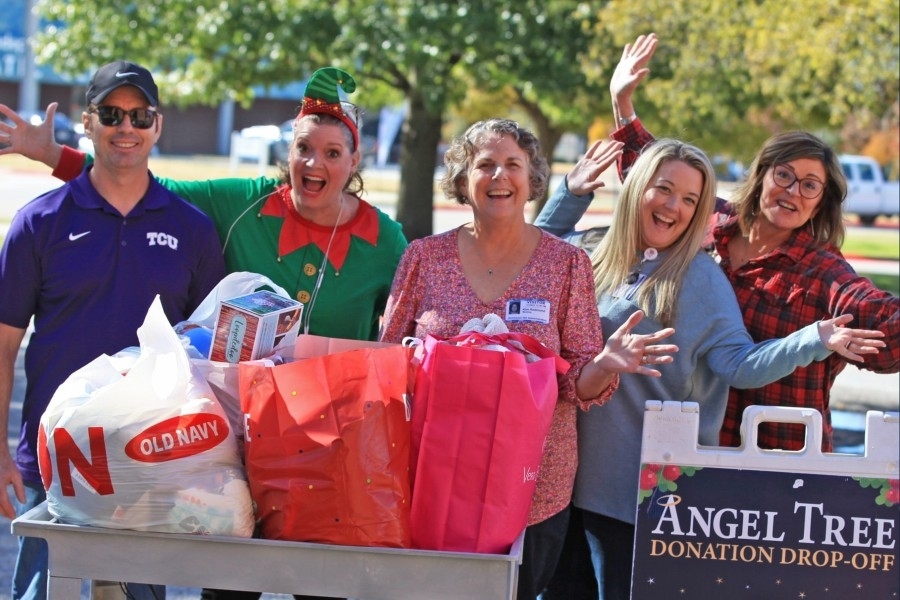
[
  {"left": 637, "top": 463, "right": 702, "bottom": 504},
  {"left": 854, "top": 477, "right": 899, "bottom": 506}
]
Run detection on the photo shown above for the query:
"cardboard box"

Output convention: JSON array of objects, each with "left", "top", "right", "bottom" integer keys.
[{"left": 209, "top": 291, "right": 303, "bottom": 363}]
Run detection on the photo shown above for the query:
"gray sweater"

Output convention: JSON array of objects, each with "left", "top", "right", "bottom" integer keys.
[{"left": 538, "top": 180, "right": 831, "bottom": 524}]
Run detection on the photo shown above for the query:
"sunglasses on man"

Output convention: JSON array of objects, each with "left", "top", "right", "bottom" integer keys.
[{"left": 88, "top": 105, "right": 159, "bottom": 129}]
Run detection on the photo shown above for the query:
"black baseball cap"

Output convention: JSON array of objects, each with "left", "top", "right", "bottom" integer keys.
[{"left": 86, "top": 60, "right": 159, "bottom": 107}]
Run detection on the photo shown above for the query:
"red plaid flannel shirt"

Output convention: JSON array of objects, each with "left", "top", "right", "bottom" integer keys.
[{"left": 613, "top": 119, "right": 899, "bottom": 451}]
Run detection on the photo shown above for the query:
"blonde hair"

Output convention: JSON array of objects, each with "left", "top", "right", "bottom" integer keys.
[{"left": 591, "top": 139, "right": 717, "bottom": 327}]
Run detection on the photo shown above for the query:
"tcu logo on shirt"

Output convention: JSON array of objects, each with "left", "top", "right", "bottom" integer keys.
[{"left": 146, "top": 232, "right": 179, "bottom": 250}]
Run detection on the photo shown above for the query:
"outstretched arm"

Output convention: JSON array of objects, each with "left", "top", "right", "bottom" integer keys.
[
  {"left": 0, "top": 102, "right": 66, "bottom": 169},
  {"left": 560, "top": 139, "right": 624, "bottom": 197},
  {"left": 816, "top": 313, "right": 886, "bottom": 361},
  {"left": 610, "top": 34, "right": 659, "bottom": 182}
]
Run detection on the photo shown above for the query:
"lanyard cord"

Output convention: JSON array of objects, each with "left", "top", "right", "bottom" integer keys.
[
  {"left": 302, "top": 197, "right": 345, "bottom": 335},
  {"left": 221, "top": 192, "right": 271, "bottom": 255},
  {"left": 221, "top": 188, "right": 344, "bottom": 335}
]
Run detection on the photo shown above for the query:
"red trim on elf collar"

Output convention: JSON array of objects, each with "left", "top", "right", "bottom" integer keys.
[{"left": 260, "top": 184, "right": 380, "bottom": 271}]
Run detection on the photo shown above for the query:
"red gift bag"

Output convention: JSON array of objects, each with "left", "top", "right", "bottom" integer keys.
[
  {"left": 239, "top": 336, "right": 413, "bottom": 547},
  {"left": 409, "top": 332, "right": 570, "bottom": 553}
]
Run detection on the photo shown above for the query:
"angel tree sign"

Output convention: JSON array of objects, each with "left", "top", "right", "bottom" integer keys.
[{"left": 630, "top": 465, "right": 898, "bottom": 599}]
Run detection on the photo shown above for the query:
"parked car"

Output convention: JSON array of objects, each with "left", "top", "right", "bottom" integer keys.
[
  {"left": 712, "top": 155, "right": 745, "bottom": 182},
  {"left": 22, "top": 111, "right": 83, "bottom": 149},
  {"left": 840, "top": 154, "right": 900, "bottom": 225},
  {"left": 236, "top": 118, "right": 377, "bottom": 167},
  {"left": 272, "top": 119, "right": 377, "bottom": 167},
  {"left": 270, "top": 120, "right": 294, "bottom": 165},
  {"left": 553, "top": 133, "right": 587, "bottom": 164},
  {"left": 0, "top": 110, "right": 83, "bottom": 149},
  {"left": 232, "top": 120, "right": 291, "bottom": 166}
]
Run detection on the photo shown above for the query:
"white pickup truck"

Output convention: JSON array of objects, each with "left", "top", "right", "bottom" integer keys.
[{"left": 840, "top": 154, "right": 900, "bottom": 225}]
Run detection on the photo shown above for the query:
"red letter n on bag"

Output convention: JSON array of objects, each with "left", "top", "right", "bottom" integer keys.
[{"left": 49, "top": 427, "right": 114, "bottom": 496}]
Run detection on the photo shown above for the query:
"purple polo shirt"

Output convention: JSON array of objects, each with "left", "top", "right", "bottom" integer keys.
[{"left": 0, "top": 168, "right": 226, "bottom": 485}]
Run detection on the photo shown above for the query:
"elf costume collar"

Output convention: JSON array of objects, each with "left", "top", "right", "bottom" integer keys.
[{"left": 260, "top": 184, "right": 380, "bottom": 271}]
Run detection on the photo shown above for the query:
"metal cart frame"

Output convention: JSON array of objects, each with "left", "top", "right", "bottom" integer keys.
[{"left": 12, "top": 503, "right": 522, "bottom": 599}]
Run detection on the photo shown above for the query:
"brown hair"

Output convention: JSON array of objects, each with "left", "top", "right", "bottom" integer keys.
[
  {"left": 277, "top": 112, "right": 365, "bottom": 196},
  {"left": 730, "top": 131, "right": 846, "bottom": 247}
]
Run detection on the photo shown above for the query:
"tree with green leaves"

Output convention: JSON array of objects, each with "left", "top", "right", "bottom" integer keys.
[
  {"left": 322, "top": 1, "right": 611, "bottom": 236},
  {"left": 37, "top": 2, "right": 340, "bottom": 105},
  {"left": 32, "top": 0, "right": 899, "bottom": 240},
  {"left": 34, "top": 0, "right": 612, "bottom": 239},
  {"left": 592, "top": 0, "right": 899, "bottom": 165},
  {"left": 466, "top": 1, "right": 613, "bottom": 216}
]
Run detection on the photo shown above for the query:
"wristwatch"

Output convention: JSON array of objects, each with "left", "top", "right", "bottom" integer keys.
[{"left": 618, "top": 113, "right": 637, "bottom": 126}]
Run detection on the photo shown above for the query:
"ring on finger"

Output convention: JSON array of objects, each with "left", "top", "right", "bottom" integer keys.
[{"left": 845, "top": 341, "right": 852, "bottom": 350}]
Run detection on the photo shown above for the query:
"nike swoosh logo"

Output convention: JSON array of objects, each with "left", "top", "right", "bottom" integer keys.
[
  {"left": 115, "top": 71, "right": 139, "bottom": 78},
  {"left": 68, "top": 231, "right": 91, "bottom": 241}
]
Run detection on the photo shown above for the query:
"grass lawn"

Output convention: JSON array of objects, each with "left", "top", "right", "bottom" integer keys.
[
  {"left": 863, "top": 272, "right": 899, "bottom": 296},
  {"left": 841, "top": 228, "right": 900, "bottom": 260},
  {"left": 842, "top": 228, "right": 899, "bottom": 295},
  {"left": 0, "top": 227, "right": 892, "bottom": 293}
]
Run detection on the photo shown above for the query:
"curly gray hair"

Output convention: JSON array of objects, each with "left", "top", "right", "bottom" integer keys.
[{"left": 440, "top": 118, "right": 549, "bottom": 205}]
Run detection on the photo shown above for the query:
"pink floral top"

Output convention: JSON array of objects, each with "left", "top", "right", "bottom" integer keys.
[{"left": 380, "top": 227, "right": 617, "bottom": 524}]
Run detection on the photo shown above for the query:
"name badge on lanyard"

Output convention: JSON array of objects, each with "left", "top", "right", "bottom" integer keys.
[{"left": 505, "top": 298, "right": 551, "bottom": 324}]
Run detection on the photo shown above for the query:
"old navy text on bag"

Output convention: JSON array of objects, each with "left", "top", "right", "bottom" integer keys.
[{"left": 36, "top": 297, "right": 255, "bottom": 537}]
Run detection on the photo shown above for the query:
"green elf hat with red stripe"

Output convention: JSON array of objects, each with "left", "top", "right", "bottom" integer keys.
[{"left": 297, "top": 67, "right": 359, "bottom": 150}]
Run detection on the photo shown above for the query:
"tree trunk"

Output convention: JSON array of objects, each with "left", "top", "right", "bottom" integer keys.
[
  {"left": 530, "top": 125, "right": 562, "bottom": 222},
  {"left": 395, "top": 94, "right": 444, "bottom": 241},
  {"left": 514, "top": 88, "right": 563, "bottom": 222}
]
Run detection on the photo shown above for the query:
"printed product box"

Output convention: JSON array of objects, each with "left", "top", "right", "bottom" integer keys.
[{"left": 210, "top": 291, "right": 303, "bottom": 363}]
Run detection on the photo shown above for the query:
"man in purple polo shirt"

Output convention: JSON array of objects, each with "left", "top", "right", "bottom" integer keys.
[{"left": 0, "top": 60, "right": 226, "bottom": 600}]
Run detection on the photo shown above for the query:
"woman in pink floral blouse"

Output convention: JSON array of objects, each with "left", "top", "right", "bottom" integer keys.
[{"left": 379, "top": 118, "right": 676, "bottom": 600}]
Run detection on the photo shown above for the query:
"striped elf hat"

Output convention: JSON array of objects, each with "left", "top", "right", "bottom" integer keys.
[{"left": 297, "top": 67, "right": 359, "bottom": 150}]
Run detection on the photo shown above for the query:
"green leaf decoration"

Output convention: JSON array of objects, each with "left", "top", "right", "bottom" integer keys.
[
  {"left": 854, "top": 477, "right": 882, "bottom": 489},
  {"left": 636, "top": 464, "right": 704, "bottom": 506},
  {"left": 853, "top": 477, "right": 898, "bottom": 507},
  {"left": 660, "top": 480, "right": 678, "bottom": 492}
]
